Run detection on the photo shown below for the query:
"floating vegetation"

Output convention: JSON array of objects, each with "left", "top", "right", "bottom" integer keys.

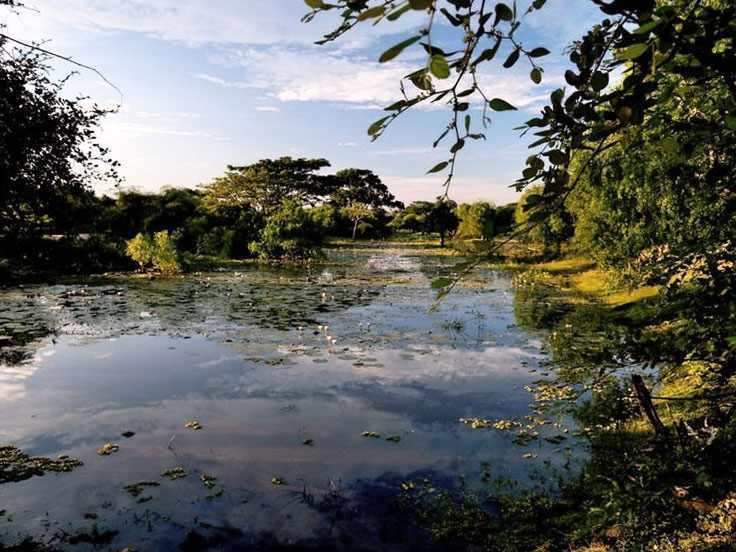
[
  {"left": 0, "top": 445, "right": 83, "bottom": 484},
  {"left": 121, "top": 431, "right": 136, "bottom": 438},
  {"left": 459, "top": 417, "right": 526, "bottom": 431},
  {"left": 184, "top": 420, "right": 202, "bottom": 430},
  {"left": 361, "top": 431, "right": 381, "bottom": 438},
  {"left": 200, "top": 473, "right": 217, "bottom": 489},
  {"left": 385, "top": 435, "right": 401, "bottom": 443},
  {"left": 96, "top": 442, "right": 120, "bottom": 456},
  {"left": 302, "top": 438, "right": 314, "bottom": 446},
  {"left": 161, "top": 467, "right": 187, "bottom": 481},
  {"left": 271, "top": 476, "right": 285, "bottom": 486},
  {"left": 123, "top": 481, "right": 160, "bottom": 498}
]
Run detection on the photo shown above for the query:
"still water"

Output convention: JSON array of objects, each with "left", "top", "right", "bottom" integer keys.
[{"left": 0, "top": 247, "right": 574, "bottom": 550}]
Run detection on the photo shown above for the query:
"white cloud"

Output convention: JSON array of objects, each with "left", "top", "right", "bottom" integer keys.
[
  {"left": 255, "top": 106, "right": 280, "bottom": 112},
  {"left": 6, "top": 0, "right": 424, "bottom": 47},
  {"left": 219, "top": 46, "right": 560, "bottom": 110},
  {"left": 194, "top": 73, "right": 262, "bottom": 89}
]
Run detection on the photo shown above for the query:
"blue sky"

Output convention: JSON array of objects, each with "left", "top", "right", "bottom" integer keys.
[{"left": 2, "top": 1, "right": 601, "bottom": 204}]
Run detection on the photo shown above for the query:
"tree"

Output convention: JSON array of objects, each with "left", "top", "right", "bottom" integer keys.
[
  {"left": 202, "top": 157, "right": 334, "bottom": 215},
  {"left": 390, "top": 201, "right": 433, "bottom": 234},
  {"left": 515, "top": 186, "right": 572, "bottom": 256},
  {"left": 0, "top": 26, "right": 117, "bottom": 255},
  {"left": 456, "top": 202, "right": 496, "bottom": 241},
  {"left": 392, "top": 199, "right": 458, "bottom": 245},
  {"left": 329, "top": 168, "right": 403, "bottom": 210},
  {"left": 342, "top": 201, "right": 375, "bottom": 240},
  {"left": 427, "top": 199, "right": 459, "bottom": 247}
]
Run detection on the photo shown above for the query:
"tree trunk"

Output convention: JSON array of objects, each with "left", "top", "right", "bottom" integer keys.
[
  {"left": 631, "top": 374, "right": 668, "bottom": 437},
  {"left": 352, "top": 219, "right": 360, "bottom": 241},
  {"left": 439, "top": 231, "right": 445, "bottom": 247}
]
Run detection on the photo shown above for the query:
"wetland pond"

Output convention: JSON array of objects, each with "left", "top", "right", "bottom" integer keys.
[{"left": 0, "top": 246, "right": 581, "bottom": 550}]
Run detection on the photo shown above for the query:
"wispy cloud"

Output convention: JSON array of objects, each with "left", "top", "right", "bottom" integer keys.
[
  {"left": 7, "top": 0, "right": 423, "bottom": 47},
  {"left": 255, "top": 106, "right": 280, "bottom": 113},
  {"left": 218, "top": 46, "right": 560, "bottom": 111},
  {"left": 194, "top": 73, "right": 262, "bottom": 89}
]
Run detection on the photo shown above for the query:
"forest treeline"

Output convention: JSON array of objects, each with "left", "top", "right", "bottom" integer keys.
[{"left": 1, "top": 150, "right": 521, "bottom": 275}]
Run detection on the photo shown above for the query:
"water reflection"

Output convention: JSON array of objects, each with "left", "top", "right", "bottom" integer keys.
[{"left": 0, "top": 248, "right": 574, "bottom": 549}]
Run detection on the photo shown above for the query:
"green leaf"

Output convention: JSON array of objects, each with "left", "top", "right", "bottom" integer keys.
[
  {"left": 426, "top": 161, "right": 449, "bottom": 174},
  {"left": 356, "top": 6, "right": 384, "bottom": 21},
  {"left": 450, "top": 139, "right": 465, "bottom": 153},
  {"left": 387, "top": 4, "right": 412, "bottom": 20},
  {"left": 367, "top": 116, "right": 390, "bottom": 136},
  {"left": 409, "top": 0, "right": 433, "bottom": 9},
  {"left": 304, "top": 0, "right": 324, "bottom": 8},
  {"left": 725, "top": 115, "right": 736, "bottom": 130},
  {"left": 464, "top": 114, "right": 471, "bottom": 133},
  {"left": 489, "top": 98, "right": 517, "bottom": 111},
  {"left": 591, "top": 71, "right": 609, "bottom": 91},
  {"left": 495, "top": 3, "right": 513, "bottom": 21},
  {"left": 429, "top": 54, "right": 450, "bottom": 79},
  {"left": 473, "top": 40, "right": 501, "bottom": 66},
  {"left": 379, "top": 36, "right": 421, "bottom": 62},
  {"left": 528, "top": 47, "right": 550, "bottom": 58},
  {"left": 547, "top": 149, "right": 567, "bottom": 165},
  {"left": 410, "top": 70, "right": 433, "bottom": 91},
  {"left": 530, "top": 68, "right": 542, "bottom": 84},
  {"left": 633, "top": 19, "right": 662, "bottom": 35},
  {"left": 431, "top": 277, "right": 453, "bottom": 289},
  {"left": 616, "top": 43, "right": 649, "bottom": 60},
  {"left": 503, "top": 48, "right": 520, "bottom": 68}
]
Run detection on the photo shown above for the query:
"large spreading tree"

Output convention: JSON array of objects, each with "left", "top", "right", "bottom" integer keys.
[{"left": 201, "top": 157, "right": 335, "bottom": 215}]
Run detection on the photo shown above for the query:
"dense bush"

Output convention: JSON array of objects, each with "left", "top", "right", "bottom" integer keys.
[
  {"left": 125, "top": 231, "right": 182, "bottom": 274},
  {"left": 248, "top": 199, "right": 323, "bottom": 260}
]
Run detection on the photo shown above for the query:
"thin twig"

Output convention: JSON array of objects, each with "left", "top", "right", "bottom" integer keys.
[{"left": 0, "top": 32, "right": 123, "bottom": 103}]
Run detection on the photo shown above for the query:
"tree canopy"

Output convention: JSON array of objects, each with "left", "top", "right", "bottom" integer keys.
[{"left": 202, "top": 157, "right": 334, "bottom": 215}]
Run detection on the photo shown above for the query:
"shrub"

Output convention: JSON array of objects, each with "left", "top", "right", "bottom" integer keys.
[
  {"left": 125, "top": 230, "right": 181, "bottom": 274},
  {"left": 125, "top": 233, "right": 154, "bottom": 269}
]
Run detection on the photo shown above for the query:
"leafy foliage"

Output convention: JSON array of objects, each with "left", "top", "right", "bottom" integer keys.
[
  {"left": 0, "top": 29, "right": 117, "bottom": 252},
  {"left": 455, "top": 202, "right": 495, "bottom": 240},
  {"left": 248, "top": 199, "right": 323, "bottom": 260},
  {"left": 125, "top": 231, "right": 181, "bottom": 274},
  {"left": 201, "top": 157, "right": 334, "bottom": 215}
]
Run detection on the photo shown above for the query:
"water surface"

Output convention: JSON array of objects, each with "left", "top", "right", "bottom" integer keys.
[{"left": 0, "top": 247, "right": 572, "bottom": 550}]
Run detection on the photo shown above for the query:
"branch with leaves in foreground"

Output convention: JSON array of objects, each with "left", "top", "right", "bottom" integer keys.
[{"left": 302, "top": 0, "right": 736, "bottom": 281}]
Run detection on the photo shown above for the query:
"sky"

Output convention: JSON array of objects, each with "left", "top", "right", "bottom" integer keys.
[{"left": 1, "top": 1, "right": 602, "bottom": 205}]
